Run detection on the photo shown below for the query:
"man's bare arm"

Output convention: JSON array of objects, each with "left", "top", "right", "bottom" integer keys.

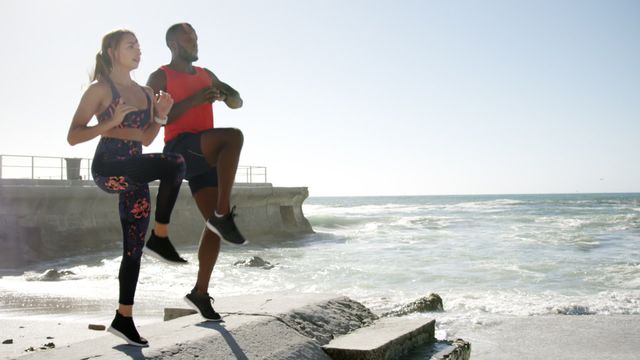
[{"left": 206, "top": 69, "right": 243, "bottom": 109}]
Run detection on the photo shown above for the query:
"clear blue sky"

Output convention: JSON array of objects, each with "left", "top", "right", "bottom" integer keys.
[{"left": 1, "top": 0, "right": 638, "bottom": 196}]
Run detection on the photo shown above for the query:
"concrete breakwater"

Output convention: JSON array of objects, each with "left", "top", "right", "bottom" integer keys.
[
  {"left": 16, "top": 293, "right": 470, "bottom": 360},
  {"left": 0, "top": 179, "right": 313, "bottom": 271}
]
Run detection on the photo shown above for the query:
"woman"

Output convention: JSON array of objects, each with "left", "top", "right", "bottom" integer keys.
[{"left": 68, "top": 29, "right": 185, "bottom": 347}]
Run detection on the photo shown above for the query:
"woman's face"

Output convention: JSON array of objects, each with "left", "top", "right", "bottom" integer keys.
[{"left": 111, "top": 33, "right": 141, "bottom": 70}]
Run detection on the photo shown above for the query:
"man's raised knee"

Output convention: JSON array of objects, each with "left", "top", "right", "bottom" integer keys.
[{"left": 228, "top": 128, "right": 244, "bottom": 147}]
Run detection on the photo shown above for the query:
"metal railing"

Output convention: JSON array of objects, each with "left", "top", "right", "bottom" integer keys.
[
  {"left": 0, "top": 154, "right": 267, "bottom": 184},
  {"left": 237, "top": 165, "right": 268, "bottom": 184}
]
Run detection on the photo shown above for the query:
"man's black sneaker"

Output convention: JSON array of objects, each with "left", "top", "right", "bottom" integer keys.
[
  {"left": 205, "top": 206, "right": 247, "bottom": 245},
  {"left": 184, "top": 289, "right": 223, "bottom": 322},
  {"left": 145, "top": 230, "right": 188, "bottom": 264},
  {"left": 107, "top": 310, "right": 149, "bottom": 347}
]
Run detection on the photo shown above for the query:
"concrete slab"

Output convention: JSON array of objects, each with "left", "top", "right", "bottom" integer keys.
[
  {"left": 323, "top": 317, "right": 436, "bottom": 360},
  {"left": 14, "top": 293, "right": 376, "bottom": 360},
  {"left": 215, "top": 292, "right": 340, "bottom": 316}
]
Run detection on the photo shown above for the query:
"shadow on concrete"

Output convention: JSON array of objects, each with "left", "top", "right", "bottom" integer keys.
[
  {"left": 112, "top": 344, "right": 145, "bottom": 359},
  {"left": 196, "top": 321, "right": 249, "bottom": 360}
]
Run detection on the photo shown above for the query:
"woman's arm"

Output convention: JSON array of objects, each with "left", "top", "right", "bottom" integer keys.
[
  {"left": 141, "top": 87, "right": 173, "bottom": 146},
  {"left": 141, "top": 87, "right": 163, "bottom": 146}
]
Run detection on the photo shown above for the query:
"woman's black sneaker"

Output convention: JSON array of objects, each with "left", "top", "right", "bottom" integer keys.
[
  {"left": 184, "top": 289, "right": 222, "bottom": 322},
  {"left": 205, "top": 206, "right": 247, "bottom": 245},
  {"left": 107, "top": 311, "right": 149, "bottom": 347},
  {"left": 145, "top": 230, "right": 188, "bottom": 264}
]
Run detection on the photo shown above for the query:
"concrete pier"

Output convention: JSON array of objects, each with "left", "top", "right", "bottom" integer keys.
[{"left": 0, "top": 179, "right": 313, "bottom": 271}]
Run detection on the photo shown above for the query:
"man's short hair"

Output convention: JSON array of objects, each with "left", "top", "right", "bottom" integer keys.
[{"left": 166, "top": 23, "right": 194, "bottom": 46}]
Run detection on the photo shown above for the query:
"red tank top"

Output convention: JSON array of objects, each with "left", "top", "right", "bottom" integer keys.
[{"left": 161, "top": 65, "right": 214, "bottom": 143}]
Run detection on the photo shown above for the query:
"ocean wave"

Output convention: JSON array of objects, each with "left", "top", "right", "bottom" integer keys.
[
  {"left": 442, "top": 199, "right": 527, "bottom": 213},
  {"left": 428, "top": 290, "right": 640, "bottom": 317},
  {"left": 533, "top": 213, "right": 640, "bottom": 227},
  {"left": 24, "top": 269, "right": 80, "bottom": 282},
  {"left": 466, "top": 198, "right": 526, "bottom": 205},
  {"left": 391, "top": 216, "right": 457, "bottom": 230},
  {"left": 307, "top": 215, "right": 385, "bottom": 229},
  {"left": 355, "top": 288, "right": 640, "bottom": 327},
  {"left": 584, "top": 262, "right": 640, "bottom": 289},
  {"left": 305, "top": 203, "right": 414, "bottom": 217}
]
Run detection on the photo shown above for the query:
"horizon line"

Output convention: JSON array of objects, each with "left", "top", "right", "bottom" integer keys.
[{"left": 307, "top": 191, "right": 640, "bottom": 198}]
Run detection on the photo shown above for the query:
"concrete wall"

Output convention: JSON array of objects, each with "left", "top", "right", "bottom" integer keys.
[{"left": 0, "top": 179, "right": 313, "bottom": 271}]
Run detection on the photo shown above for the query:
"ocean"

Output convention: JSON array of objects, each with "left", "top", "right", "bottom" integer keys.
[{"left": 1, "top": 193, "right": 639, "bottom": 339}]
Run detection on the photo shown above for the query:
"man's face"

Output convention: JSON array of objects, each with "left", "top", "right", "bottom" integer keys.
[{"left": 176, "top": 27, "right": 199, "bottom": 62}]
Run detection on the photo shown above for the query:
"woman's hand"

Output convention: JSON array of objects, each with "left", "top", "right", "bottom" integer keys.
[
  {"left": 110, "top": 98, "right": 139, "bottom": 127},
  {"left": 154, "top": 90, "right": 174, "bottom": 119}
]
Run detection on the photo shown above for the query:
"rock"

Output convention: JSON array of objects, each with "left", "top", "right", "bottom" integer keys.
[
  {"left": 553, "top": 305, "right": 595, "bottom": 315},
  {"left": 164, "top": 308, "right": 198, "bottom": 321},
  {"left": 24, "top": 346, "right": 35, "bottom": 352},
  {"left": 382, "top": 293, "right": 444, "bottom": 317},
  {"left": 233, "top": 256, "right": 275, "bottom": 269},
  {"left": 46, "top": 336, "right": 54, "bottom": 339},
  {"left": 427, "top": 338, "right": 471, "bottom": 360},
  {"left": 279, "top": 297, "right": 378, "bottom": 345},
  {"left": 35, "top": 269, "right": 76, "bottom": 281},
  {"left": 88, "top": 324, "right": 106, "bottom": 331},
  {"left": 2, "top": 339, "right": 13, "bottom": 344},
  {"left": 37, "top": 342, "right": 55, "bottom": 351}
]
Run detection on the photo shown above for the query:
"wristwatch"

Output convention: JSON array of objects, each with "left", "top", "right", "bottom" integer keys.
[{"left": 154, "top": 116, "right": 168, "bottom": 125}]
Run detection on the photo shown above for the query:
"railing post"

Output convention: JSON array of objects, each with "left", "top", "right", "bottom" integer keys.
[
  {"left": 249, "top": 166, "right": 253, "bottom": 184},
  {"left": 60, "top": 157, "right": 64, "bottom": 180},
  {"left": 65, "top": 158, "right": 82, "bottom": 180},
  {"left": 265, "top": 167, "right": 267, "bottom": 183},
  {"left": 0, "top": 155, "right": 3, "bottom": 179},
  {"left": 31, "top": 156, "right": 34, "bottom": 179}
]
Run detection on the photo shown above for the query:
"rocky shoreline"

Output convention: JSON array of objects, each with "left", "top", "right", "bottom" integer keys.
[{"left": 2, "top": 293, "right": 467, "bottom": 360}]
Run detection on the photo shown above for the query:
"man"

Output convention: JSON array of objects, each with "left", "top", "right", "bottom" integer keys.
[{"left": 147, "top": 23, "right": 246, "bottom": 321}]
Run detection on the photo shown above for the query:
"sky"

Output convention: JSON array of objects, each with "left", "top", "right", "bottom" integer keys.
[{"left": 0, "top": 0, "right": 638, "bottom": 196}]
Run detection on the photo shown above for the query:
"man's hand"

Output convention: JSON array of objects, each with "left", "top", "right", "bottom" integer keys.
[
  {"left": 193, "top": 86, "right": 228, "bottom": 105},
  {"left": 211, "top": 86, "right": 227, "bottom": 102},
  {"left": 193, "top": 86, "right": 219, "bottom": 104}
]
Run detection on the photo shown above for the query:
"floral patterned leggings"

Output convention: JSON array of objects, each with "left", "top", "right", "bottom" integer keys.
[{"left": 92, "top": 137, "right": 185, "bottom": 305}]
